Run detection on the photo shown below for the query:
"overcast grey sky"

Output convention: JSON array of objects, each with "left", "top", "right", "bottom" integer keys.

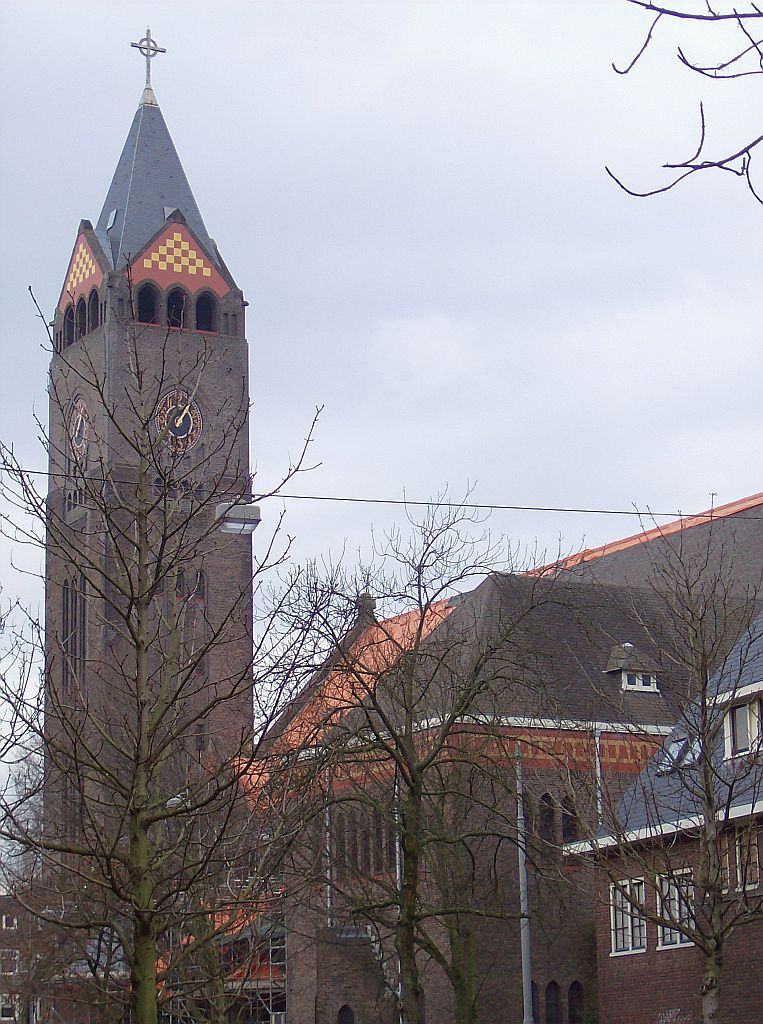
[{"left": 1, "top": 1, "right": 761, "bottom": 606}]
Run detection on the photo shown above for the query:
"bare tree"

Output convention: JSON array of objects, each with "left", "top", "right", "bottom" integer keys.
[
  {"left": 568, "top": 533, "right": 763, "bottom": 1024},
  {"left": 609, "top": 2, "right": 763, "bottom": 202},
  {"left": 0, "top": 295, "right": 318, "bottom": 1024},
  {"left": 262, "top": 507, "right": 678, "bottom": 1024}
]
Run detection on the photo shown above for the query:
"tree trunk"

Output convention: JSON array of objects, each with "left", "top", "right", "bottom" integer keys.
[
  {"left": 132, "top": 908, "right": 158, "bottom": 1024},
  {"left": 450, "top": 926, "right": 478, "bottom": 1024},
  {"left": 396, "top": 789, "right": 423, "bottom": 1024},
  {"left": 700, "top": 943, "right": 722, "bottom": 1024}
]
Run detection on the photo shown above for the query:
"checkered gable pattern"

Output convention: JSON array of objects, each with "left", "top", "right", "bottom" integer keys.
[
  {"left": 65, "top": 242, "right": 98, "bottom": 294},
  {"left": 143, "top": 232, "right": 212, "bottom": 278}
]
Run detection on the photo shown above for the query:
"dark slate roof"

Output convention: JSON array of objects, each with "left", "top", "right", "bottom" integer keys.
[
  {"left": 426, "top": 573, "right": 683, "bottom": 728},
  {"left": 600, "top": 608, "right": 763, "bottom": 840},
  {"left": 323, "top": 574, "right": 686, "bottom": 739},
  {"left": 559, "top": 500, "right": 763, "bottom": 594},
  {"left": 94, "top": 92, "right": 218, "bottom": 270}
]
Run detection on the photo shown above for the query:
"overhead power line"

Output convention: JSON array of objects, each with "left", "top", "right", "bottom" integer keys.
[{"left": 1, "top": 464, "right": 761, "bottom": 521}]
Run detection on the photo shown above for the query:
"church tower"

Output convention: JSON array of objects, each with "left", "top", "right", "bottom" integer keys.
[{"left": 45, "top": 31, "right": 254, "bottom": 840}]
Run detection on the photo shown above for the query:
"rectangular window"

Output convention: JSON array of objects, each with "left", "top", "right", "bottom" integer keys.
[
  {"left": 725, "top": 700, "right": 761, "bottom": 758},
  {"left": 622, "top": 671, "right": 658, "bottom": 691},
  {"left": 734, "top": 827, "right": 760, "bottom": 890},
  {"left": 610, "top": 879, "right": 646, "bottom": 954},
  {"left": 0, "top": 917, "right": 16, "bottom": 932},
  {"left": 731, "top": 704, "right": 750, "bottom": 753},
  {"left": 657, "top": 872, "right": 693, "bottom": 947}
]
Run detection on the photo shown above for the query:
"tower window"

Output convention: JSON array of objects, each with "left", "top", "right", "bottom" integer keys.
[
  {"left": 167, "top": 288, "right": 187, "bottom": 329},
  {"left": 76, "top": 297, "right": 87, "bottom": 338},
  {"left": 195, "top": 293, "right": 218, "bottom": 333},
  {"left": 62, "top": 573, "right": 86, "bottom": 694},
  {"left": 88, "top": 288, "right": 100, "bottom": 332},
  {"left": 137, "top": 284, "right": 159, "bottom": 324},
  {"left": 63, "top": 305, "right": 75, "bottom": 347}
]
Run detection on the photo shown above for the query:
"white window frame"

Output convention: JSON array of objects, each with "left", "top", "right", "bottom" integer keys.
[
  {"left": 0, "top": 950, "right": 19, "bottom": 976},
  {"left": 656, "top": 870, "right": 694, "bottom": 949},
  {"left": 734, "top": 827, "right": 760, "bottom": 891},
  {"left": 0, "top": 996, "right": 14, "bottom": 1020},
  {"left": 723, "top": 699, "right": 761, "bottom": 759},
  {"left": 621, "top": 670, "right": 659, "bottom": 692},
  {"left": 609, "top": 878, "right": 647, "bottom": 955},
  {"left": 0, "top": 917, "right": 16, "bottom": 932}
]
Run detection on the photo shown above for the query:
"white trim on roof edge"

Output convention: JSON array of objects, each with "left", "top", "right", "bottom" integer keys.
[{"left": 566, "top": 798, "right": 763, "bottom": 856}]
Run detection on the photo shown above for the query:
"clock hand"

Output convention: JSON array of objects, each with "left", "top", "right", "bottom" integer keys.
[{"left": 175, "top": 399, "right": 192, "bottom": 430}]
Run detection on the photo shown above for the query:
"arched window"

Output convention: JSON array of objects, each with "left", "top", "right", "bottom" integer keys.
[
  {"left": 562, "top": 795, "right": 579, "bottom": 843},
  {"left": 62, "top": 573, "right": 86, "bottom": 695},
  {"left": 63, "top": 305, "right": 75, "bottom": 347},
  {"left": 88, "top": 289, "right": 100, "bottom": 332},
  {"left": 386, "top": 807, "right": 397, "bottom": 871},
  {"left": 167, "top": 287, "right": 187, "bottom": 329},
  {"left": 539, "top": 793, "right": 555, "bottom": 844},
  {"left": 359, "top": 812, "right": 371, "bottom": 875},
  {"left": 373, "top": 807, "right": 384, "bottom": 874},
  {"left": 337, "top": 1007, "right": 354, "bottom": 1024},
  {"left": 347, "top": 812, "right": 358, "bottom": 872},
  {"left": 195, "top": 293, "right": 218, "bottom": 332},
  {"left": 137, "top": 284, "right": 159, "bottom": 324},
  {"left": 62, "top": 579, "right": 70, "bottom": 695},
  {"left": 76, "top": 297, "right": 87, "bottom": 338},
  {"left": 569, "top": 981, "right": 584, "bottom": 1024},
  {"left": 545, "top": 981, "right": 561, "bottom": 1024},
  {"left": 191, "top": 570, "right": 206, "bottom": 603},
  {"left": 334, "top": 812, "right": 346, "bottom": 880}
]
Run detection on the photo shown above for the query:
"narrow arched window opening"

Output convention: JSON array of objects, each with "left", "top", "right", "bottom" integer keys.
[
  {"left": 334, "top": 812, "right": 346, "bottom": 880},
  {"left": 191, "top": 570, "right": 206, "bottom": 604},
  {"left": 88, "top": 289, "right": 99, "bottom": 332},
  {"left": 64, "top": 306, "right": 75, "bottom": 347},
  {"left": 167, "top": 288, "right": 187, "bottom": 329},
  {"left": 359, "top": 812, "right": 371, "bottom": 875},
  {"left": 337, "top": 1007, "right": 354, "bottom": 1024},
  {"left": 539, "top": 793, "right": 555, "bottom": 844},
  {"left": 347, "top": 812, "right": 358, "bottom": 873},
  {"left": 562, "top": 795, "right": 579, "bottom": 843},
  {"left": 137, "top": 284, "right": 158, "bottom": 324},
  {"left": 569, "top": 981, "right": 584, "bottom": 1024},
  {"left": 545, "top": 981, "right": 561, "bottom": 1024},
  {"left": 195, "top": 293, "right": 217, "bottom": 332},
  {"left": 76, "top": 297, "right": 87, "bottom": 338}
]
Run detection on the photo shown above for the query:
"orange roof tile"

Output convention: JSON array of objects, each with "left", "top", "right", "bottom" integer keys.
[{"left": 239, "top": 600, "right": 455, "bottom": 806}]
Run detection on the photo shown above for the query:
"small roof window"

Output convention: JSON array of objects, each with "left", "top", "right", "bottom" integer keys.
[{"left": 604, "top": 642, "right": 659, "bottom": 692}]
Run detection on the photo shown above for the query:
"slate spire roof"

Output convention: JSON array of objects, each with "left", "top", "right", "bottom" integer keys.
[{"left": 94, "top": 89, "right": 218, "bottom": 270}]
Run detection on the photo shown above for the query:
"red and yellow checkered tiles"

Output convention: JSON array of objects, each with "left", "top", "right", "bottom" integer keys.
[
  {"left": 143, "top": 231, "right": 212, "bottom": 278},
  {"left": 65, "top": 242, "right": 98, "bottom": 294}
]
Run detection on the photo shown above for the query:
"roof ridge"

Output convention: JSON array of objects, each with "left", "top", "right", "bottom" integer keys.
[{"left": 534, "top": 490, "right": 763, "bottom": 574}]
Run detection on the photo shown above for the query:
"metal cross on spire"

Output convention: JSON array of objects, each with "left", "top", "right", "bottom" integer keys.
[{"left": 130, "top": 27, "right": 166, "bottom": 89}]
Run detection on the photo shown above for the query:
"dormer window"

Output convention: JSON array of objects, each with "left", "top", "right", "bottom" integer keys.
[
  {"left": 623, "top": 671, "right": 659, "bottom": 692},
  {"left": 605, "top": 642, "right": 659, "bottom": 694}
]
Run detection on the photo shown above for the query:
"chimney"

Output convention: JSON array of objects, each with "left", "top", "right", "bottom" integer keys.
[{"left": 355, "top": 592, "right": 377, "bottom": 627}]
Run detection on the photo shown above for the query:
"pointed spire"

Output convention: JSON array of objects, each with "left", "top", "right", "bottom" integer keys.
[{"left": 94, "top": 32, "right": 218, "bottom": 270}]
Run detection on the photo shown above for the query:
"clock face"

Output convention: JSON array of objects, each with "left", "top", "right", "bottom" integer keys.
[
  {"left": 68, "top": 398, "right": 90, "bottom": 455},
  {"left": 156, "top": 390, "right": 203, "bottom": 452}
]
